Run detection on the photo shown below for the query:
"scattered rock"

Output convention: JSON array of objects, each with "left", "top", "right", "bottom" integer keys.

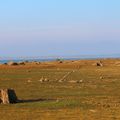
[
  {"left": 38, "top": 77, "right": 49, "bottom": 83},
  {"left": 100, "top": 76, "right": 104, "bottom": 79},
  {"left": 58, "top": 79, "right": 65, "bottom": 83},
  {"left": 7, "top": 61, "right": 18, "bottom": 66},
  {"left": 39, "top": 79, "right": 44, "bottom": 83},
  {"left": 44, "top": 78, "right": 49, "bottom": 82},
  {"left": 59, "top": 61, "right": 63, "bottom": 63},
  {"left": 77, "top": 80, "right": 83, "bottom": 83},
  {"left": 68, "top": 80, "right": 83, "bottom": 83},
  {"left": 27, "top": 80, "right": 32, "bottom": 83},
  {"left": 96, "top": 61, "right": 103, "bottom": 67},
  {"left": 18, "top": 62, "right": 25, "bottom": 65},
  {"left": 89, "top": 109, "right": 97, "bottom": 113},
  {"left": 38, "top": 77, "right": 44, "bottom": 83},
  {"left": 68, "top": 80, "right": 77, "bottom": 83},
  {"left": 35, "top": 62, "right": 41, "bottom": 65}
]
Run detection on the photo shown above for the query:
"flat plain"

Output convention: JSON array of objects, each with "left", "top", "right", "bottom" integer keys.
[{"left": 0, "top": 59, "right": 120, "bottom": 120}]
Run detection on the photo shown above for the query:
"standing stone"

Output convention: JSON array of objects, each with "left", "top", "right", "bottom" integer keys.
[
  {"left": 0, "top": 89, "right": 18, "bottom": 104},
  {"left": 1, "top": 89, "right": 10, "bottom": 104},
  {"left": 96, "top": 61, "right": 103, "bottom": 67},
  {"left": 0, "top": 91, "right": 2, "bottom": 103}
]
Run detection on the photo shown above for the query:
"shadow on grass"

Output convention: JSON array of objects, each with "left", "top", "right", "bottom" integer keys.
[{"left": 17, "top": 98, "right": 56, "bottom": 104}]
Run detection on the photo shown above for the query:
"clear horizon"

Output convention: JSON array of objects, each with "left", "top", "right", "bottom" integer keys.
[{"left": 0, "top": 0, "right": 120, "bottom": 57}]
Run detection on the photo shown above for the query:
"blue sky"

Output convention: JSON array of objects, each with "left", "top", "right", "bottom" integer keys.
[{"left": 0, "top": 0, "right": 120, "bottom": 57}]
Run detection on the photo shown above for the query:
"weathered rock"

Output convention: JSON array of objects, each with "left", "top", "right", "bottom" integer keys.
[
  {"left": 44, "top": 78, "right": 49, "bottom": 82},
  {"left": 77, "top": 80, "right": 83, "bottom": 83},
  {"left": 39, "top": 77, "right": 49, "bottom": 83},
  {"left": 39, "top": 79, "right": 44, "bottom": 83},
  {"left": 35, "top": 62, "right": 41, "bottom": 65},
  {"left": 27, "top": 80, "right": 32, "bottom": 83},
  {"left": 68, "top": 80, "right": 77, "bottom": 83},
  {"left": 68, "top": 80, "right": 83, "bottom": 83},
  {"left": 100, "top": 76, "right": 104, "bottom": 79},
  {"left": 0, "top": 89, "right": 18, "bottom": 104},
  {"left": 96, "top": 61, "right": 103, "bottom": 67},
  {"left": 39, "top": 77, "right": 44, "bottom": 83},
  {"left": 58, "top": 79, "right": 65, "bottom": 83},
  {"left": 1, "top": 89, "right": 10, "bottom": 104},
  {"left": 7, "top": 61, "right": 18, "bottom": 66},
  {"left": 18, "top": 62, "right": 25, "bottom": 65}
]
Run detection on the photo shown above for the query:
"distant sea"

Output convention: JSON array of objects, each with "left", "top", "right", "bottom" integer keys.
[
  {"left": 0, "top": 58, "right": 79, "bottom": 64},
  {"left": 0, "top": 58, "right": 55, "bottom": 64},
  {"left": 0, "top": 54, "right": 120, "bottom": 64}
]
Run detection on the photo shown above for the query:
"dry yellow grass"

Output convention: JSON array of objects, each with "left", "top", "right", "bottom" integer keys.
[{"left": 0, "top": 59, "right": 120, "bottom": 120}]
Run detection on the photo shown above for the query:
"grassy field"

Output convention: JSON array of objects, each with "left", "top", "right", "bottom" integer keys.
[{"left": 0, "top": 59, "right": 120, "bottom": 120}]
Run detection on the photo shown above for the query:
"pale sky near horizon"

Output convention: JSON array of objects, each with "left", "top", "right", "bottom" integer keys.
[{"left": 0, "top": 0, "right": 120, "bottom": 57}]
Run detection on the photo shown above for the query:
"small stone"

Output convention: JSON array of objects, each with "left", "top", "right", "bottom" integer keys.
[
  {"left": 100, "top": 76, "right": 104, "bottom": 79},
  {"left": 68, "top": 80, "right": 77, "bottom": 83},
  {"left": 89, "top": 109, "right": 97, "bottom": 113},
  {"left": 77, "top": 80, "right": 83, "bottom": 83},
  {"left": 27, "top": 80, "right": 32, "bottom": 83}
]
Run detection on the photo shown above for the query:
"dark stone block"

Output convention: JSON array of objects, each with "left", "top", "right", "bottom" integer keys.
[{"left": 0, "top": 89, "right": 18, "bottom": 104}]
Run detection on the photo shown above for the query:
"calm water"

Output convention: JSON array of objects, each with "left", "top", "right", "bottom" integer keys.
[
  {"left": 0, "top": 58, "right": 80, "bottom": 64},
  {"left": 0, "top": 59, "right": 54, "bottom": 64},
  {"left": 0, "top": 55, "right": 120, "bottom": 64}
]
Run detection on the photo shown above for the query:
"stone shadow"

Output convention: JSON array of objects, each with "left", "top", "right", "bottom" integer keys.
[{"left": 17, "top": 98, "right": 56, "bottom": 103}]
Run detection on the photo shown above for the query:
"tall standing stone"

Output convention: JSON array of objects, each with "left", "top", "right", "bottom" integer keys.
[{"left": 0, "top": 89, "right": 18, "bottom": 104}]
